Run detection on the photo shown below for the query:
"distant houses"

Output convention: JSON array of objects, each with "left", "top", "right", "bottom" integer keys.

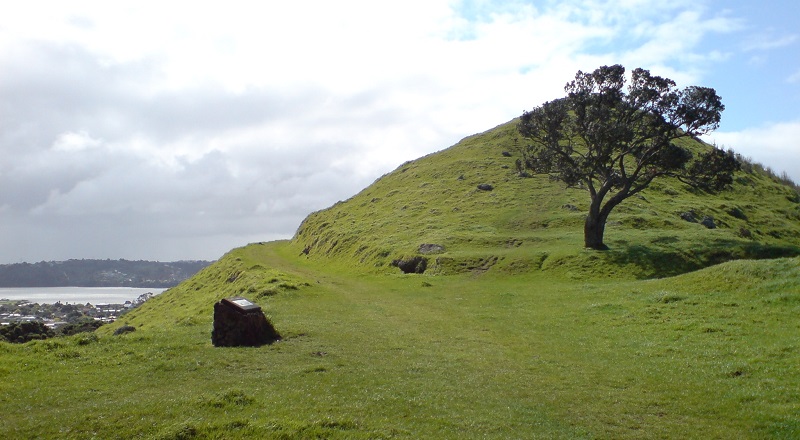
[
  {"left": 0, "top": 312, "right": 39, "bottom": 326},
  {"left": 1, "top": 300, "right": 139, "bottom": 327},
  {"left": 93, "top": 302, "right": 135, "bottom": 322}
]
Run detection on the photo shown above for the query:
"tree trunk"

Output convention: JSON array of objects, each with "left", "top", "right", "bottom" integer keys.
[{"left": 584, "top": 206, "right": 609, "bottom": 250}]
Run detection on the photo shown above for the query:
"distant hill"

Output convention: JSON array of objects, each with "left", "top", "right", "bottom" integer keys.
[{"left": 0, "top": 259, "right": 213, "bottom": 288}]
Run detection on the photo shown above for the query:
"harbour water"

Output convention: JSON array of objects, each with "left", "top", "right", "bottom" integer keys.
[{"left": 0, "top": 286, "right": 168, "bottom": 304}]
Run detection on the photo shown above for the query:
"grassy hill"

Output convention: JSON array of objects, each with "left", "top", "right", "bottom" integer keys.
[
  {"left": 292, "top": 120, "right": 800, "bottom": 278},
  {"left": 2, "top": 120, "right": 800, "bottom": 439}
]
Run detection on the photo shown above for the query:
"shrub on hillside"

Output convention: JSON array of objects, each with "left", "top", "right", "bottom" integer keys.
[
  {"left": 0, "top": 321, "right": 54, "bottom": 343},
  {"left": 58, "top": 318, "right": 104, "bottom": 336}
]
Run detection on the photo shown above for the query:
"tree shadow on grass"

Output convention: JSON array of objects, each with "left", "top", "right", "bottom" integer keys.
[{"left": 604, "top": 239, "right": 800, "bottom": 279}]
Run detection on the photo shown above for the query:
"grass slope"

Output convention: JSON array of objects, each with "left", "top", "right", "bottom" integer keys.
[{"left": 3, "top": 119, "right": 800, "bottom": 439}]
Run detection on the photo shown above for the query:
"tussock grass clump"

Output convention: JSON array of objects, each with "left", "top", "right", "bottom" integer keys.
[
  {"left": 654, "top": 291, "right": 686, "bottom": 303},
  {"left": 203, "top": 389, "right": 255, "bottom": 408}
]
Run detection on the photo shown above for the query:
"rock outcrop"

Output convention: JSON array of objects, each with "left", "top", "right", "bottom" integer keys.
[{"left": 211, "top": 297, "right": 280, "bottom": 347}]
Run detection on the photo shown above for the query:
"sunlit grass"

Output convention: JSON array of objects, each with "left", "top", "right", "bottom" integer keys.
[{"left": 2, "top": 241, "right": 799, "bottom": 438}]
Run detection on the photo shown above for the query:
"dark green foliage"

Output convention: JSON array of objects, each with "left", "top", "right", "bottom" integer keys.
[
  {"left": 0, "top": 321, "right": 54, "bottom": 343},
  {"left": 686, "top": 147, "right": 741, "bottom": 191},
  {"left": 58, "top": 318, "right": 104, "bottom": 336},
  {"left": 517, "top": 65, "right": 739, "bottom": 249}
]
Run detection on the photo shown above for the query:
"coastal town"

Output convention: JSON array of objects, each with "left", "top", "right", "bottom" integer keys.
[
  {"left": 0, "top": 291, "right": 155, "bottom": 329},
  {"left": 0, "top": 259, "right": 205, "bottom": 342}
]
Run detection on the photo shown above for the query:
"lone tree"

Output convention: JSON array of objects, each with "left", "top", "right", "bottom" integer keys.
[{"left": 517, "top": 65, "right": 739, "bottom": 250}]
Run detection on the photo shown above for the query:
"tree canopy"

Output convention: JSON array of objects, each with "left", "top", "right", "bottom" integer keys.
[{"left": 517, "top": 64, "right": 739, "bottom": 250}]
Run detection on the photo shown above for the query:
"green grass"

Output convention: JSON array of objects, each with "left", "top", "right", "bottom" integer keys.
[
  {"left": 2, "top": 241, "right": 799, "bottom": 439},
  {"left": 3, "top": 119, "right": 800, "bottom": 438}
]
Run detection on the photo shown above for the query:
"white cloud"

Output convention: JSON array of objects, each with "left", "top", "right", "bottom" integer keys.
[
  {"left": 0, "top": 0, "right": 796, "bottom": 262},
  {"left": 52, "top": 131, "right": 103, "bottom": 152},
  {"left": 705, "top": 120, "right": 800, "bottom": 183},
  {"left": 743, "top": 33, "right": 798, "bottom": 52}
]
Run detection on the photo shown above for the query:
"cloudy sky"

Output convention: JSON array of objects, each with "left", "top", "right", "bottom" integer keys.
[{"left": 1, "top": 0, "right": 798, "bottom": 263}]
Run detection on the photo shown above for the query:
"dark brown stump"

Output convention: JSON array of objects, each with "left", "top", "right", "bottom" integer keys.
[{"left": 211, "top": 297, "right": 280, "bottom": 347}]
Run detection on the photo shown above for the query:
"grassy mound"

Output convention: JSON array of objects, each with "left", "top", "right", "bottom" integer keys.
[{"left": 292, "top": 120, "right": 800, "bottom": 277}]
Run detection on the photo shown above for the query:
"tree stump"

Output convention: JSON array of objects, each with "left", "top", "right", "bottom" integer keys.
[{"left": 211, "top": 297, "right": 280, "bottom": 347}]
